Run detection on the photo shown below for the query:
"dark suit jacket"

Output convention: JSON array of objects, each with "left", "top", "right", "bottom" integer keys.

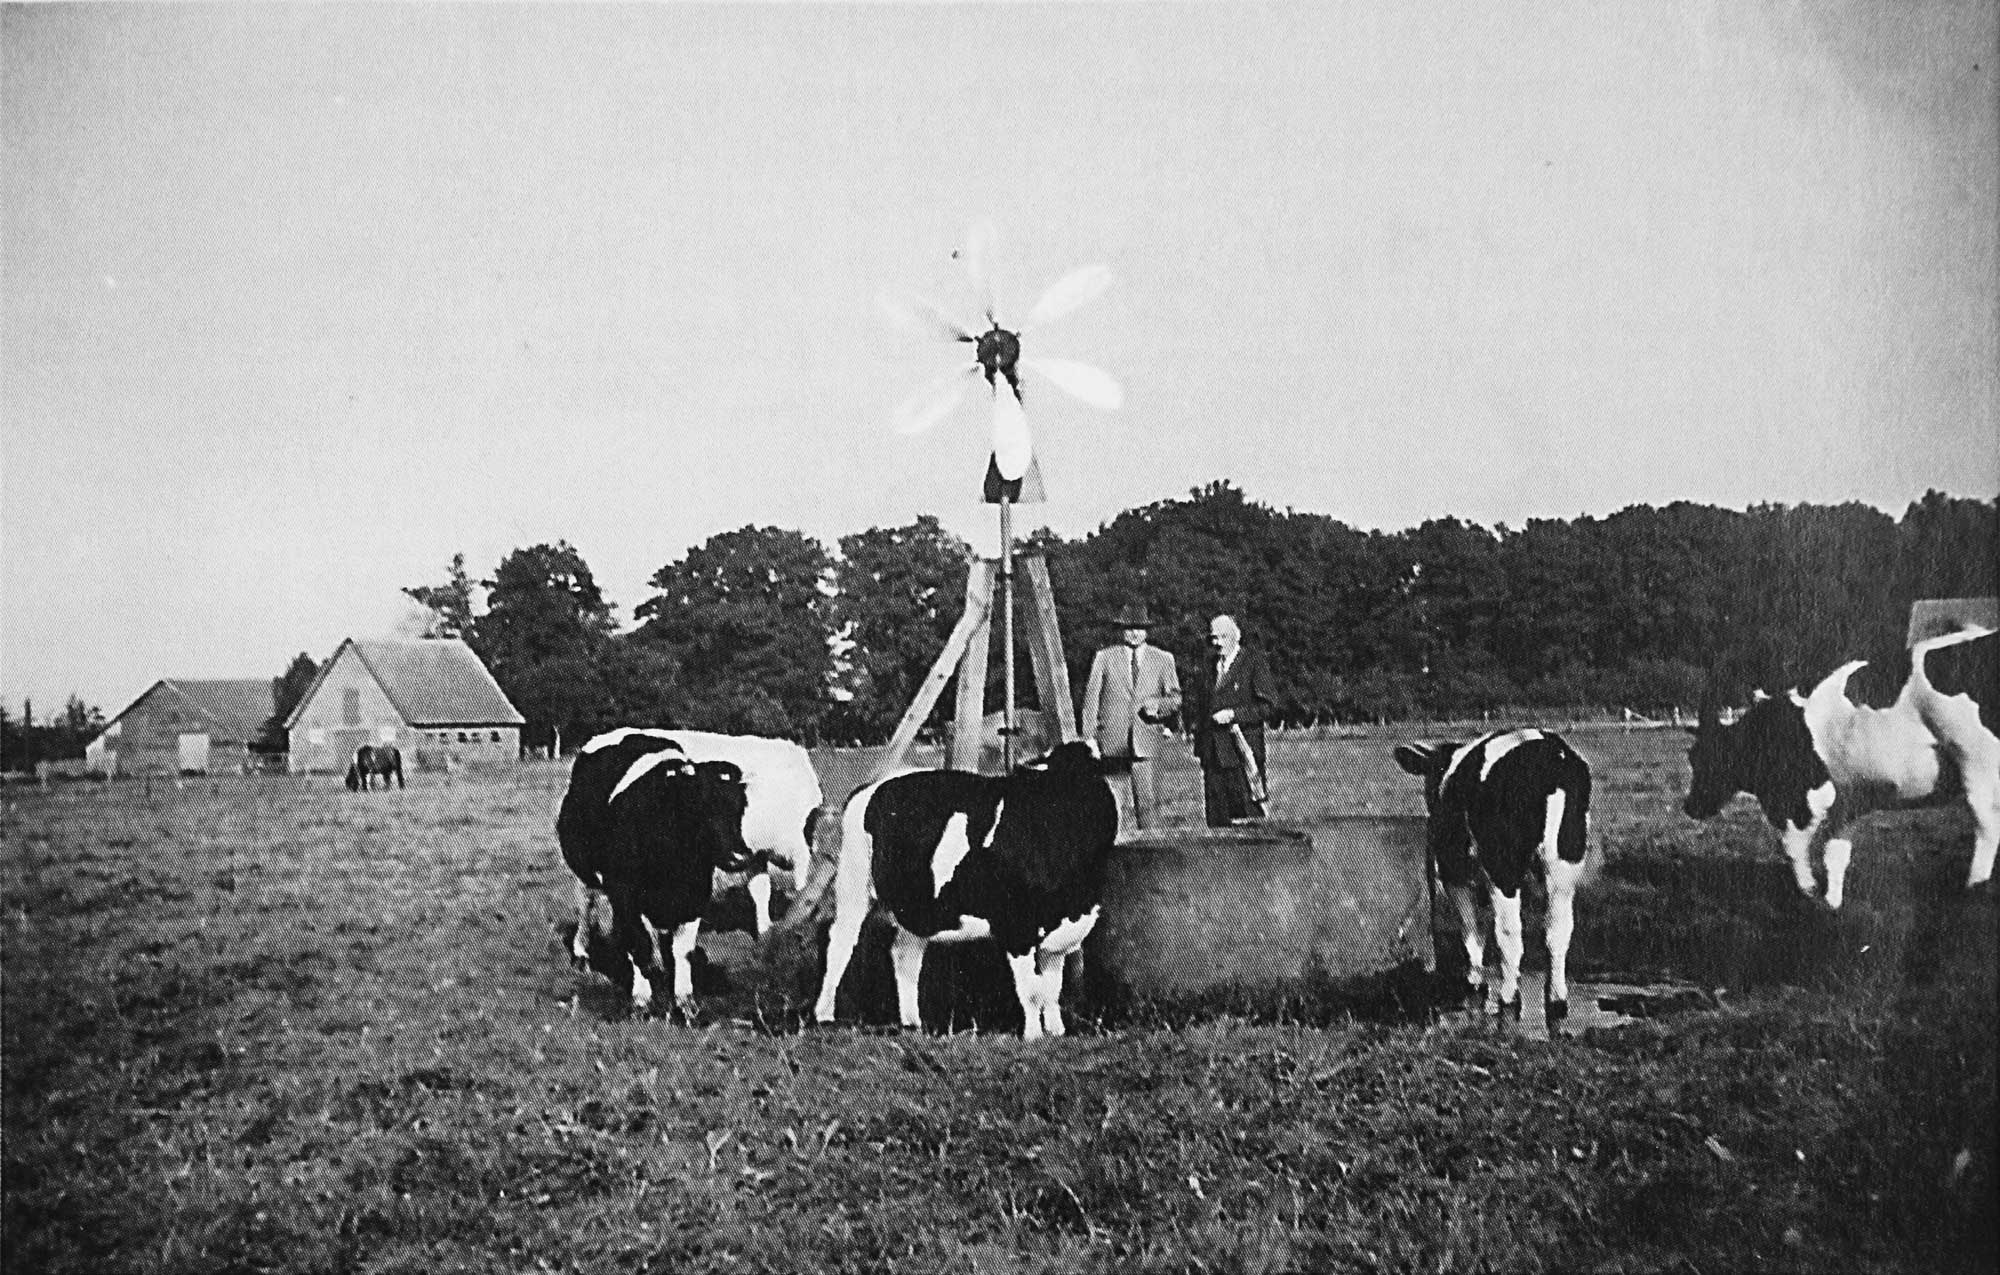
[{"left": 1191, "top": 646, "right": 1277, "bottom": 772}]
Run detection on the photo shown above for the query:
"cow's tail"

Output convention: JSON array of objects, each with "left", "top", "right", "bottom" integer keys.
[
  {"left": 1911, "top": 625, "right": 1996, "bottom": 694},
  {"left": 1556, "top": 742, "right": 1592, "bottom": 865},
  {"left": 832, "top": 780, "right": 881, "bottom": 919}
]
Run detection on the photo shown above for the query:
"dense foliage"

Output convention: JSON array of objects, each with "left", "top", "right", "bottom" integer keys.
[
  {"left": 385, "top": 486, "right": 2000, "bottom": 746},
  {"left": 18, "top": 486, "right": 1987, "bottom": 766},
  {"left": 0, "top": 697, "right": 105, "bottom": 773}
]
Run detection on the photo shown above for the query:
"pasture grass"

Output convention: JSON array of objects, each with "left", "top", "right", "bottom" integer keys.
[{"left": 4, "top": 728, "right": 1995, "bottom": 1273}]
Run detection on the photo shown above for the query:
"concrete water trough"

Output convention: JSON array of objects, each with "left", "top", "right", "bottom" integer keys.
[{"left": 1080, "top": 816, "right": 1435, "bottom": 1016}]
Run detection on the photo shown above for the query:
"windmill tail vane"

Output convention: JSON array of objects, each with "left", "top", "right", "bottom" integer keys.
[{"left": 884, "top": 222, "right": 1122, "bottom": 482}]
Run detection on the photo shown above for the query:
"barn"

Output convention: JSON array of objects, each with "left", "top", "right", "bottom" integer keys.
[
  {"left": 85, "top": 679, "right": 278, "bottom": 776},
  {"left": 284, "top": 638, "right": 525, "bottom": 774}
]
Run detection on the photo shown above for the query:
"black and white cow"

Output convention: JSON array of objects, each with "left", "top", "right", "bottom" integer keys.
[
  {"left": 1684, "top": 628, "right": 1999, "bottom": 909},
  {"left": 813, "top": 742, "right": 1118, "bottom": 1039},
  {"left": 566, "top": 728, "right": 822, "bottom": 938},
  {"left": 1394, "top": 729, "right": 1593, "bottom": 1026},
  {"left": 557, "top": 729, "right": 686, "bottom": 969},
  {"left": 555, "top": 735, "right": 754, "bottom": 1019},
  {"left": 658, "top": 730, "right": 823, "bottom": 936}
]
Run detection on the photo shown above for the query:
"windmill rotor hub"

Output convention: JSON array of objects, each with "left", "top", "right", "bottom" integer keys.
[{"left": 974, "top": 326, "right": 1022, "bottom": 389}]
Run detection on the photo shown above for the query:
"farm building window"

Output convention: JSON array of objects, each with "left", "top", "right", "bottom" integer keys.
[
  {"left": 458, "top": 731, "right": 470, "bottom": 742},
  {"left": 489, "top": 731, "right": 500, "bottom": 742}
]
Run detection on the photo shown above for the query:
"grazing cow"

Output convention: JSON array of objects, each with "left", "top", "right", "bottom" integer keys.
[
  {"left": 1393, "top": 729, "right": 1593, "bottom": 1026},
  {"left": 557, "top": 729, "right": 686, "bottom": 969},
  {"left": 1683, "top": 627, "right": 1999, "bottom": 909},
  {"left": 813, "top": 742, "right": 1118, "bottom": 1039},
  {"left": 557, "top": 741, "right": 755, "bottom": 1019},
  {"left": 345, "top": 744, "right": 404, "bottom": 791},
  {"left": 655, "top": 730, "right": 824, "bottom": 936}
]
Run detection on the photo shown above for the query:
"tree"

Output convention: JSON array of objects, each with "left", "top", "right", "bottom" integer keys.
[
  {"left": 634, "top": 526, "right": 835, "bottom": 741},
  {"left": 478, "top": 542, "right": 620, "bottom": 752},
  {"left": 829, "top": 516, "right": 972, "bottom": 742},
  {"left": 259, "top": 652, "right": 320, "bottom": 752},
  {"left": 403, "top": 552, "right": 478, "bottom": 639}
]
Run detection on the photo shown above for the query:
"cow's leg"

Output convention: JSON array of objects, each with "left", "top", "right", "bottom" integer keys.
[
  {"left": 746, "top": 870, "right": 774, "bottom": 938},
  {"left": 1781, "top": 783, "right": 1836, "bottom": 900},
  {"left": 570, "top": 881, "right": 599, "bottom": 970},
  {"left": 1031, "top": 910, "right": 1099, "bottom": 1039},
  {"left": 1540, "top": 788, "right": 1582, "bottom": 1030},
  {"left": 889, "top": 926, "right": 928, "bottom": 1031},
  {"left": 1543, "top": 858, "right": 1584, "bottom": 1030},
  {"left": 1963, "top": 760, "right": 2000, "bottom": 891},
  {"left": 1490, "top": 886, "right": 1525, "bottom": 1019},
  {"left": 1006, "top": 951, "right": 1047, "bottom": 1041},
  {"left": 627, "top": 915, "right": 662, "bottom": 1015},
  {"left": 812, "top": 802, "right": 876, "bottom": 1025},
  {"left": 668, "top": 919, "right": 702, "bottom": 1023},
  {"left": 1821, "top": 810, "right": 1855, "bottom": 910},
  {"left": 1446, "top": 882, "right": 1485, "bottom": 996}
]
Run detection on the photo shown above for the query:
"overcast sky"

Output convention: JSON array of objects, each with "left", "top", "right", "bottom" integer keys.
[{"left": 4, "top": 1, "right": 1995, "bottom": 716}]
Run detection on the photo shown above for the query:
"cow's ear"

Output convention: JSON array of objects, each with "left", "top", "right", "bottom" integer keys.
[{"left": 1391, "top": 744, "right": 1431, "bottom": 776}]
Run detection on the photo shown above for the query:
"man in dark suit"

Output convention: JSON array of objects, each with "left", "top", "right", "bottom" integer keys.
[{"left": 1190, "top": 613, "right": 1278, "bottom": 827}]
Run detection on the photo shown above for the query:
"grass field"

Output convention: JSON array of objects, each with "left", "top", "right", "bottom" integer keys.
[{"left": 4, "top": 725, "right": 1994, "bottom": 1273}]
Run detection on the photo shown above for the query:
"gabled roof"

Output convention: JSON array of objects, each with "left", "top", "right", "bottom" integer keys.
[
  {"left": 285, "top": 638, "right": 525, "bottom": 728},
  {"left": 104, "top": 679, "right": 275, "bottom": 740}
]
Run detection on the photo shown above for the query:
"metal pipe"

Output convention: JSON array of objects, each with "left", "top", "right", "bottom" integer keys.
[{"left": 999, "top": 496, "right": 1015, "bottom": 772}]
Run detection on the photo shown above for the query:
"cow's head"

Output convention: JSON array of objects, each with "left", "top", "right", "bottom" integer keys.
[
  {"left": 1016, "top": 740, "right": 1105, "bottom": 778},
  {"left": 686, "top": 760, "right": 756, "bottom": 872},
  {"left": 1681, "top": 709, "right": 1740, "bottom": 820},
  {"left": 1683, "top": 689, "right": 1825, "bottom": 827},
  {"left": 1390, "top": 740, "right": 1455, "bottom": 812},
  {"left": 1392, "top": 741, "right": 1475, "bottom": 861}
]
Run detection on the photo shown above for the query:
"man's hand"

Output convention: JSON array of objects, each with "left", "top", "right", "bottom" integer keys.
[{"left": 1211, "top": 708, "right": 1235, "bottom": 726}]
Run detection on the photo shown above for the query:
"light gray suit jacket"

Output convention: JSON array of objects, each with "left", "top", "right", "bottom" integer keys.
[{"left": 1081, "top": 643, "right": 1183, "bottom": 760}]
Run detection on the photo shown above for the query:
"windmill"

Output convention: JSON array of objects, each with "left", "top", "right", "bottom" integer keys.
[{"left": 881, "top": 221, "right": 1123, "bottom": 769}]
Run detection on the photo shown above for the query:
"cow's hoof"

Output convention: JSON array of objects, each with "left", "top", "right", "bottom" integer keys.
[
  {"left": 671, "top": 998, "right": 701, "bottom": 1026},
  {"left": 1496, "top": 997, "right": 1523, "bottom": 1023},
  {"left": 1546, "top": 999, "right": 1569, "bottom": 1032}
]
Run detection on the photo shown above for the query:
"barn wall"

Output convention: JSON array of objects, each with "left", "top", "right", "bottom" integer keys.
[
  {"left": 405, "top": 725, "right": 521, "bottom": 771},
  {"left": 94, "top": 686, "right": 254, "bottom": 776},
  {"left": 288, "top": 648, "right": 408, "bottom": 773}
]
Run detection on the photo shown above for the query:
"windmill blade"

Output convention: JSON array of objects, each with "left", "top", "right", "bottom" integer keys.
[
  {"left": 893, "top": 363, "right": 981, "bottom": 435},
  {"left": 962, "top": 218, "right": 998, "bottom": 324},
  {"left": 878, "top": 292, "right": 974, "bottom": 344},
  {"left": 991, "top": 380, "right": 1032, "bottom": 480},
  {"left": 1022, "top": 356, "right": 1124, "bottom": 411},
  {"left": 1025, "top": 264, "right": 1112, "bottom": 329}
]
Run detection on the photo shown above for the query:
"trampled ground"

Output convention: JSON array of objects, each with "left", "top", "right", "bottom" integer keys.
[{"left": 3, "top": 726, "right": 1994, "bottom": 1273}]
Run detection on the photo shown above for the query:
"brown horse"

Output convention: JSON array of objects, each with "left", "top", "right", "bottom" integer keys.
[{"left": 345, "top": 744, "right": 405, "bottom": 792}]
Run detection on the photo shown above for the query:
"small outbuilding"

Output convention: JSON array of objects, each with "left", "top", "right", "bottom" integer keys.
[
  {"left": 86, "top": 679, "right": 279, "bottom": 776},
  {"left": 285, "top": 638, "right": 525, "bottom": 774}
]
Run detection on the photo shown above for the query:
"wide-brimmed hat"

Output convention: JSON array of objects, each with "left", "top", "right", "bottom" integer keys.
[{"left": 1109, "top": 603, "right": 1154, "bottom": 628}]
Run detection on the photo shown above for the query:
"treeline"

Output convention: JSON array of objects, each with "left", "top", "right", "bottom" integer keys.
[
  {"left": 398, "top": 484, "right": 1995, "bottom": 750},
  {"left": 1, "top": 697, "right": 107, "bottom": 774}
]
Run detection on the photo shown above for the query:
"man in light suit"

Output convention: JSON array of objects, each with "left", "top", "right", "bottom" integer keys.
[
  {"left": 1080, "top": 603, "right": 1182, "bottom": 830},
  {"left": 1191, "top": 613, "right": 1278, "bottom": 827}
]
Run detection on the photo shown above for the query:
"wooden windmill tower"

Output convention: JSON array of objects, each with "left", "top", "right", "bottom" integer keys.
[{"left": 875, "top": 222, "right": 1123, "bottom": 776}]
